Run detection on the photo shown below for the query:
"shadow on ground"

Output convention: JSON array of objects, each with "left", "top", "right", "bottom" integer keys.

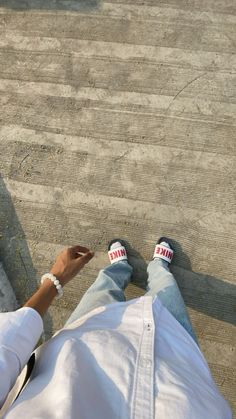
[
  {"left": 168, "top": 238, "right": 236, "bottom": 326},
  {"left": 0, "top": 0, "right": 100, "bottom": 11},
  {"left": 120, "top": 239, "right": 148, "bottom": 289},
  {"left": 122, "top": 237, "right": 236, "bottom": 326},
  {"left": 0, "top": 174, "right": 53, "bottom": 336}
]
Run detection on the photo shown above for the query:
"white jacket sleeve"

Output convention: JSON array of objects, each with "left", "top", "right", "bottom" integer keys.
[{"left": 0, "top": 307, "right": 43, "bottom": 407}]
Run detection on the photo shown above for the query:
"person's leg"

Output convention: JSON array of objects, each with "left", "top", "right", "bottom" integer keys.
[
  {"left": 65, "top": 242, "right": 133, "bottom": 326},
  {"left": 146, "top": 240, "right": 198, "bottom": 343}
]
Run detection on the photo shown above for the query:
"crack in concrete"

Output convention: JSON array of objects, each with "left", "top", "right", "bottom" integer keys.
[
  {"left": 113, "top": 150, "right": 130, "bottom": 162},
  {"left": 166, "top": 72, "right": 208, "bottom": 112}
]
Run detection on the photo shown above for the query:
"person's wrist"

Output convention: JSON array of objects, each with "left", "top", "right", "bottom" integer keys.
[
  {"left": 40, "top": 277, "right": 58, "bottom": 297},
  {"left": 49, "top": 267, "right": 73, "bottom": 287},
  {"left": 49, "top": 269, "right": 66, "bottom": 285}
]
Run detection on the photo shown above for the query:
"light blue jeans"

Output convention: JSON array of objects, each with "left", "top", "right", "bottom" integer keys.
[{"left": 65, "top": 258, "right": 198, "bottom": 343}]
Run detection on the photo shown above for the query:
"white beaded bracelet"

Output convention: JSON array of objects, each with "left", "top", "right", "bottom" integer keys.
[{"left": 41, "top": 273, "right": 63, "bottom": 299}]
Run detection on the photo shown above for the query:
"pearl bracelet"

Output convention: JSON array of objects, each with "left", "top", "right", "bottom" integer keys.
[{"left": 41, "top": 273, "right": 63, "bottom": 299}]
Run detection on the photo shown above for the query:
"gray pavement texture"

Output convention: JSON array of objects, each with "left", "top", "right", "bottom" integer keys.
[
  {"left": 0, "top": 263, "right": 18, "bottom": 312},
  {"left": 0, "top": 0, "right": 235, "bottom": 413}
]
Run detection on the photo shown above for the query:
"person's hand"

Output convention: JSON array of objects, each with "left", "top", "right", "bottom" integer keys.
[
  {"left": 49, "top": 245, "right": 94, "bottom": 287},
  {"left": 24, "top": 246, "right": 94, "bottom": 317}
]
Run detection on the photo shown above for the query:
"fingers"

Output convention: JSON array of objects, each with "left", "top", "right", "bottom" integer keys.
[
  {"left": 69, "top": 245, "right": 90, "bottom": 256},
  {"left": 77, "top": 251, "right": 94, "bottom": 266}
]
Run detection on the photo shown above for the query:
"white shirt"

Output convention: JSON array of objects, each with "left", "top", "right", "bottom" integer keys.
[{"left": 0, "top": 296, "right": 232, "bottom": 418}]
